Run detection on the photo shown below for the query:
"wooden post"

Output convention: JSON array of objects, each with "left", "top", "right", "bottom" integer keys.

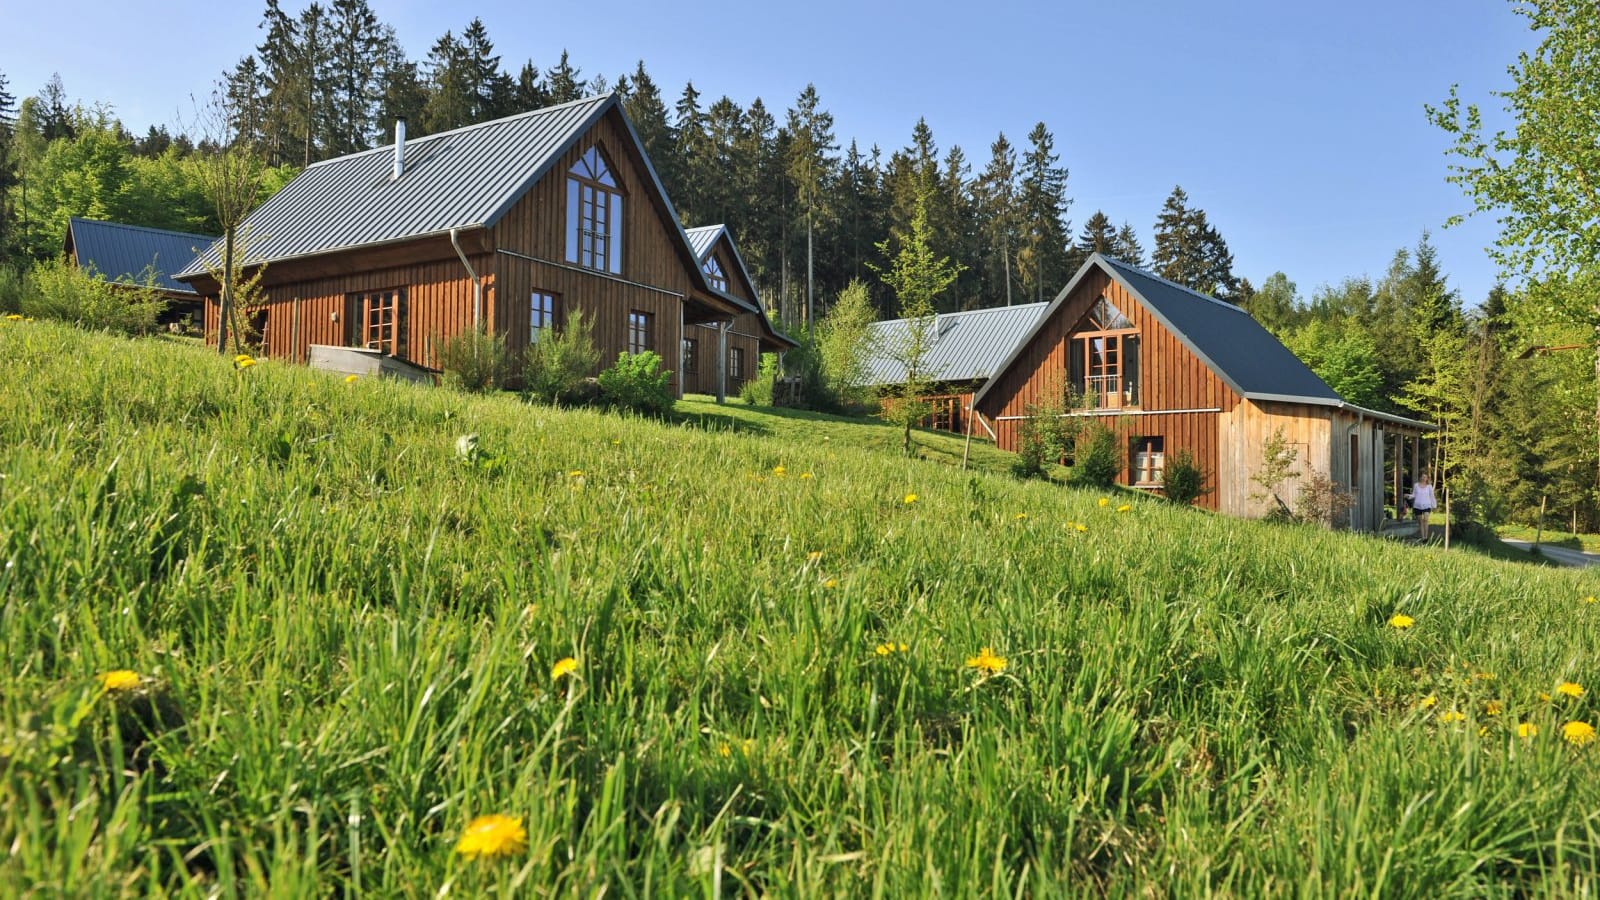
[
  {"left": 716, "top": 322, "right": 728, "bottom": 404},
  {"left": 1535, "top": 494, "right": 1547, "bottom": 553},
  {"left": 961, "top": 401, "right": 975, "bottom": 470},
  {"left": 291, "top": 298, "right": 301, "bottom": 363}
]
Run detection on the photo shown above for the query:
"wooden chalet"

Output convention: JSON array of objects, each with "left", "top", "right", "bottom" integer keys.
[
  {"left": 174, "top": 94, "right": 791, "bottom": 393},
  {"left": 972, "top": 254, "right": 1433, "bottom": 530},
  {"left": 65, "top": 217, "right": 215, "bottom": 327},
  {"left": 864, "top": 302, "right": 1047, "bottom": 434},
  {"left": 681, "top": 224, "right": 791, "bottom": 398}
]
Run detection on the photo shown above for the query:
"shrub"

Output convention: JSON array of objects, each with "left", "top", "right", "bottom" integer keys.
[
  {"left": 439, "top": 327, "right": 510, "bottom": 393},
  {"left": 740, "top": 352, "right": 778, "bottom": 405},
  {"left": 1294, "top": 471, "right": 1353, "bottom": 527},
  {"left": 0, "top": 265, "right": 25, "bottom": 315},
  {"left": 598, "top": 351, "right": 674, "bottom": 415},
  {"left": 22, "top": 259, "right": 164, "bottom": 336},
  {"left": 524, "top": 309, "right": 600, "bottom": 404},
  {"left": 1071, "top": 423, "right": 1121, "bottom": 487},
  {"left": 816, "top": 279, "right": 876, "bottom": 408},
  {"left": 1163, "top": 449, "right": 1209, "bottom": 506},
  {"left": 1011, "top": 395, "right": 1071, "bottom": 480}
]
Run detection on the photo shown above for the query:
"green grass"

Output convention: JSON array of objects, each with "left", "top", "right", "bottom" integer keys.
[
  {"left": 3, "top": 319, "right": 1600, "bottom": 896},
  {"left": 1496, "top": 522, "right": 1600, "bottom": 555}
]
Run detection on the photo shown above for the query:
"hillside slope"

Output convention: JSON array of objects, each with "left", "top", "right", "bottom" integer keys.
[{"left": 1, "top": 321, "right": 1596, "bottom": 896}]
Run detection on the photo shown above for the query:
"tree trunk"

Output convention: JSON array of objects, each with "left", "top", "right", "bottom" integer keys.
[{"left": 216, "top": 227, "right": 235, "bottom": 355}]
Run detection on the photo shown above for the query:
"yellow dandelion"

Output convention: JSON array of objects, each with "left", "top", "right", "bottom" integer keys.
[
  {"left": 1440, "top": 710, "right": 1467, "bottom": 724},
  {"left": 344, "top": 373, "right": 360, "bottom": 383},
  {"left": 807, "top": 551, "right": 823, "bottom": 562},
  {"left": 97, "top": 670, "right": 140, "bottom": 693},
  {"left": 823, "top": 578, "right": 839, "bottom": 589},
  {"left": 455, "top": 814, "right": 528, "bottom": 860},
  {"left": 233, "top": 355, "right": 257, "bottom": 370},
  {"left": 1388, "top": 613, "right": 1415, "bottom": 629},
  {"left": 1517, "top": 722, "right": 1539, "bottom": 739},
  {"left": 1484, "top": 700, "right": 1504, "bottom": 717},
  {"left": 1116, "top": 504, "right": 1132, "bottom": 513},
  {"left": 799, "top": 472, "right": 814, "bottom": 480},
  {"left": 874, "top": 641, "right": 909, "bottom": 656},
  {"left": 717, "top": 742, "right": 732, "bottom": 757},
  {"left": 1474, "top": 671, "right": 1495, "bottom": 681},
  {"left": 1556, "top": 681, "right": 1585, "bottom": 699},
  {"left": 1014, "top": 513, "right": 1028, "bottom": 520},
  {"left": 1097, "top": 497, "right": 1110, "bottom": 508},
  {"left": 1585, "top": 595, "right": 1597, "bottom": 605},
  {"left": 1073, "top": 522, "right": 1088, "bottom": 533},
  {"left": 903, "top": 493, "right": 919, "bottom": 505},
  {"left": 568, "top": 470, "right": 584, "bottom": 478},
  {"left": 965, "top": 647, "right": 1007, "bottom": 675},
  {"left": 1418, "top": 694, "right": 1438, "bottom": 709},
  {"left": 1539, "top": 692, "right": 1552, "bottom": 703},
  {"left": 772, "top": 465, "right": 787, "bottom": 476},
  {"left": 550, "top": 657, "right": 579, "bottom": 681},
  {"left": 1562, "top": 721, "right": 1597, "bottom": 746},
  {"left": 4, "top": 313, "right": 23, "bottom": 321}
]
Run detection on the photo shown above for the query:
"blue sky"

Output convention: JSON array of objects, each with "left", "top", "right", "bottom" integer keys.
[{"left": 2, "top": 0, "right": 1529, "bottom": 307}]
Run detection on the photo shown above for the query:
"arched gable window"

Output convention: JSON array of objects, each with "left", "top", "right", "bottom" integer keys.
[
  {"left": 703, "top": 256, "right": 727, "bottom": 291},
  {"left": 1068, "top": 295, "right": 1140, "bottom": 408},
  {"left": 566, "top": 145, "right": 623, "bottom": 274}
]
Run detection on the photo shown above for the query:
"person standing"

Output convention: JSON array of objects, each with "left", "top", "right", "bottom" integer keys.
[{"left": 1408, "top": 471, "right": 1437, "bottom": 541}]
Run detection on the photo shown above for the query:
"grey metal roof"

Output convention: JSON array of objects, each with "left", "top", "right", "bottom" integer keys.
[
  {"left": 681, "top": 223, "right": 796, "bottom": 348},
  {"left": 68, "top": 218, "right": 215, "bottom": 295},
  {"left": 864, "top": 302, "right": 1049, "bottom": 386},
  {"left": 175, "top": 94, "right": 615, "bottom": 279},
  {"left": 685, "top": 224, "right": 721, "bottom": 260},
  {"left": 973, "top": 254, "right": 1343, "bottom": 409}
]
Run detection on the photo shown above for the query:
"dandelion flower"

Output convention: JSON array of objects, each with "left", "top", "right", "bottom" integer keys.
[
  {"left": 823, "top": 578, "right": 838, "bottom": 589},
  {"left": 1539, "top": 692, "right": 1552, "bottom": 703},
  {"left": 1015, "top": 513, "right": 1028, "bottom": 521},
  {"left": 1562, "top": 721, "right": 1597, "bottom": 746},
  {"left": 799, "top": 473, "right": 814, "bottom": 480},
  {"left": 4, "top": 313, "right": 23, "bottom": 321},
  {"left": 903, "top": 493, "right": 918, "bottom": 505},
  {"left": 807, "top": 551, "right": 823, "bottom": 562},
  {"left": 1556, "top": 681, "right": 1585, "bottom": 699},
  {"left": 97, "top": 670, "right": 140, "bottom": 693},
  {"left": 1098, "top": 497, "right": 1110, "bottom": 508},
  {"left": 772, "top": 465, "right": 787, "bottom": 476},
  {"left": 874, "top": 641, "right": 909, "bottom": 656},
  {"left": 1116, "top": 504, "right": 1132, "bottom": 513},
  {"left": 1418, "top": 694, "right": 1438, "bottom": 709},
  {"left": 1073, "top": 522, "right": 1088, "bottom": 533},
  {"left": 344, "top": 374, "right": 360, "bottom": 383},
  {"left": 455, "top": 814, "right": 528, "bottom": 859},
  {"left": 966, "top": 647, "right": 1007, "bottom": 675},
  {"left": 233, "top": 355, "right": 257, "bottom": 370},
  {"left": 1484, "top": 700, "right": 1504, "bottom": 717},
  {"left": 568, "top": 470, "right": 584, "bottom": 478},
  {"left": 1440, "top": 710, "right": 1467, "bottom": 724},
  {"left": 1517, "top": 722, "right": 1539, "bottom": 739},
  {"left": 717, "top": 742, "right": 732, "bottom": 757},
  {"left": 1388, "top": 613, "right": 1415, "bottom": 629},
  {"left": 550, "top": 657, "right": 579, "bottom": 681},
  {"left": 1585, "top": 595, "right": 1597, "bottom": 605}
]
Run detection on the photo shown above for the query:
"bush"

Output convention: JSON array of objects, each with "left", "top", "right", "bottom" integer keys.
[
  {"left": 22, "top": 259, "right": 164, "bottom": 336},
  {"left": 524, "top": 309, "right": 601, "bottom": 404},
  {"left": 740, "top": 352, "right": 779, "bottom": 405},
  {"left": 0, "top": 265, "right": 25, "bottom": 315},
  {"left": 1071, "top": 423, "right": 1121, "bottom": 487},
  {"left": 1163, "top": 449, "right": 1209, "bottom": 506},
  {"left": 439, "top": 327, "right": 510, "bottom": 393},
  {"left": 598, "top": 351, "right": 674, "bottom": 415}
]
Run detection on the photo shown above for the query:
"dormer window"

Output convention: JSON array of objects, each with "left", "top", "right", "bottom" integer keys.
[
  {"left": 566, "top": 146, "right": 623, "bottom": 274},
  {"left": 703, "top": 257, "right": 727, "bottom": 291},
  {"left": 1068, "top": 295, "right": 1140, "bottom": 408}
]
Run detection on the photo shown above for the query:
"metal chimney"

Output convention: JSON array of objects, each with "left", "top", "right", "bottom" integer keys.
[{"left": 392, "top": 118, "right": 406, "bottom": 180}]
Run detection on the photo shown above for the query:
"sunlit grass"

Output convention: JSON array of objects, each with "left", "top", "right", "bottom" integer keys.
[{"left": 1, "top": 320, "right": 1597, "bottom": 896}]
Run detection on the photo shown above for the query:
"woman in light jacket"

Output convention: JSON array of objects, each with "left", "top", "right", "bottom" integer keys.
[{"left": 1408, "top": 471, "right": 1436, "bottom": 540}]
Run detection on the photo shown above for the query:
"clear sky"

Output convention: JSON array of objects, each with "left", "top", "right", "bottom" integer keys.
[{"left": 1, "top": 0, "right": 1530, "bottom": 307}]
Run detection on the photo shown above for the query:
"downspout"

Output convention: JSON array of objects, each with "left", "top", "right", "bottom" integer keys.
[{"left": 450, "top": 227, "right": 482, "bottom": 331}]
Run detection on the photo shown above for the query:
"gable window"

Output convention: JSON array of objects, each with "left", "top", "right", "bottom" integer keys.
[
  {"left": 729, "top": 347, "right": 745, "bottom": 379},
  {"left": 1068, "top": 295, "right": 1139, "bottom": 408},
  {"left": 565, "top": 145, "right": 624, "bottom": 274},
  {"left": 628, "top": 310, "right": 653, "bottom": 355},
  {"left": 703, "top": 257, "right": 727, "bottom": 291},
  {"left": 348, "top": 288, "right": 406, "bottom": 357},
  {"left": 1132, "top": 436, "right": 1165, "bottom": 486},
  {"left": 682, "top": 337, "right": 698, "bottom": 375},
  {"left": 530, "top": 291, "right": 559, "bottom": 343}
]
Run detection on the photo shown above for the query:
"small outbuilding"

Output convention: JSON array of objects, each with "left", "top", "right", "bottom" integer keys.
[
  {"left": 972, "top": 254, "right": 1433, "bottom": 530},
  {"left": 64, "top": 217, "right": 215, "bottom": 327}
]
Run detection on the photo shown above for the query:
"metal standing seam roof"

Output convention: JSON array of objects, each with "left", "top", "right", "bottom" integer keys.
[
  {"left": 864, "top": 302, "right": 1050, "bottom": 387},
  {"left": 67, "top": 218, "right": 216, "bottom": 295},
  {"left": 176, "top": 93, "right": 677, "bottom": 281},
  {"left": 972, "top": 254, "right": 1351, "bottom": 411},
  {"left": 683, "top": 223, "right": 796, "bottom": 348}
]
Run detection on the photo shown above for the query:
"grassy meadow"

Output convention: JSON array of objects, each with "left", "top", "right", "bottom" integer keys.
[{"left": 2, "top": 319, "right": 1600, "bottom": 897}]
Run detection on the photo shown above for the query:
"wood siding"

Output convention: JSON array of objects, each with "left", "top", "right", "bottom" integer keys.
[
  {"left": 975, "top": 268, "right": 1240, "bottom": 509},
  {"left": 1217, "top": 400, "right": 1392, "bottom": 530},
  {"left": 682, "top": 319, "right": 762, "bottom": 395}
]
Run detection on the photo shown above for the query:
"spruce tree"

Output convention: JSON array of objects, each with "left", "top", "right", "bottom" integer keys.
[
  {"left": 1069, "top": 209, "right": 1115, "bottom": 269},
  {"left": 1018, "top": 122, "right": 1070, "bottom": 302},
  {"left": 673, "top": 82, "right": 708, "bottom": 225},
  {"left": 327, "top": 0, "right": 383, "bottom": 156},
  {"left": 976, "top": 133, "right": 1019, "bottom": 306},
  {"left": 1113, "top": 221, "right": 1144, "bottom": 267},
  {"left": 545, "top": 51, "right": 584, "bottom": 103},
  {"left": 1151, "top": 185, "right": 1238, "bottom": 300},
  {"left": 422, "top": 30, "right": 473, "bottom": 133},
  {"left": 622, "top": 62, "right": 673, "bottom": 188},
  {"left": 514, "top": 61, "right": 548, "bottom": 112},
  {"left": 255, "top": 0, "right": 301, "bottom": 165},
  {"left": 461, "top": 18, "right": 514, "bottom": 122},
  {"left": 784, "top": 84, "right": 837, "bottom": 327},
  {"left": 375, "top": 33, "right": 426, "bottom": 139}
]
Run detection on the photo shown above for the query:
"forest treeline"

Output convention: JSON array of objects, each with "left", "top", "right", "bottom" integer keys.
[{"left": 0, "top": 0, "right": 1592, "bottom": 530}]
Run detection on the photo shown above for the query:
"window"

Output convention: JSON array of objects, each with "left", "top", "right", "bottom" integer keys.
[
  {"left": 1068, "top": 295, "right": 1139, "bottom": 408},
  {"left": 703, "top": 257, "right": 727, "bottom": 291},
  {"left": 628, "top": 310, "right": 652, "bottom": 355},
  {"left": 565, "top": 145, "right": 623, "bottom": 274},
  {"left": 682, "top": 338, "right": 698, "bottom": 375},
  {"left": 529, "top": 291, "right": 558, "bottom": 343},
  {"left": 348, "top": 288, "right": 406, "bottom": 357},
  {"left": 729, "top": 347, "right": 745, "bottom": 379},
  {"left": 1132, "top": 436, "right": 1165, "bottom": 486}
]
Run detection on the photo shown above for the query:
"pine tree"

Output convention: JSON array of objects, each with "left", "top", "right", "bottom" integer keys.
[
  {"left": 0, "top": 70, "right": 17, "bottom": 262},
  {"left": 702, "top": 96, "right": 746, "bottom": 227},
  {"left": 622, "top": 62, "right": 673, "bottom": 189},
  {"left": 422, "top": 30, "right": 473, "bottom": 133},
  {"left": 375, "top": 32, "right": 426, "bottom": 139},
  {"left": 785, "top": 84, "right": 837, "bottom": 327},
  {"left": 224, "top": 55, "right": 266, "bottom": 151},
  {"left": 293, "top": 2, "right": 335, "bottom": 165},
  {"left": 1151, "top": 185, "right": 1238, "bottom": 300},
  {"left": 461, "top": 18, "right": 514, "bottom": 122},
  {"left": 838, "top": 140, "right": 886, "bottom": 296},
  {"left": 1069, "top": 209, "right": 1115, "bottom": 269},
  {"left": 514, "top": 60, "right": 548, "bottom": 112},
  {"left": 255, "top": 0, "right": 300, "bottom": 165},
  {"left": 38, "top": 74, "right": 74, "bottom": 142},
  {"left": 545, "top": 51, "right": 584, "bottom": 103},
  {"left": 975, "top": 133, "right": 1019, "bottom": 306},
  {"left": 1113, "top": 221, "right": 1144, "bottom": 267},
  {"left": 1017, "top": 122, "right": 1070, "bottom": 302},
  {"left": 673, "top": 82, "right": 709, "bottom": 225},
  {"left": 326, "top": 0, "right": 383, "bottom": 156}
]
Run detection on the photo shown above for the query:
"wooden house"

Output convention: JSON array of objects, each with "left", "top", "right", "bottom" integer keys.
[
  {"left": 863, "top": 302, "right": 1047, "bottom": 434},
  {"left": 680, "top": 224, "right": 790, "bottom": 398},
  {"left": 173, "top": 94, "right": 791, "bottom": 393},
  {"left": 65, "top": 217, "right": 215, "bottom": 327},
  {"left": 972, "top": 254, "right": 1432, "bottom": 530}
]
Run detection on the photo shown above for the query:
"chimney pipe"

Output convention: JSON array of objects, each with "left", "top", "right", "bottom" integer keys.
[{"left": 392, "top": 118, "right": 406, "bottom": 180}]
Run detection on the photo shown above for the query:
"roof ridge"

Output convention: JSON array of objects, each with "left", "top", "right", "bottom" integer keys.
[
  {"left": 70, "top": 217, "right": 215, "bottom": 241},
  {"left": 1098, "top": 254, "right": 1246, "bottom": 315},
  {"left": 305, "top": 92, "right": 615, "bottom": 171}
]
